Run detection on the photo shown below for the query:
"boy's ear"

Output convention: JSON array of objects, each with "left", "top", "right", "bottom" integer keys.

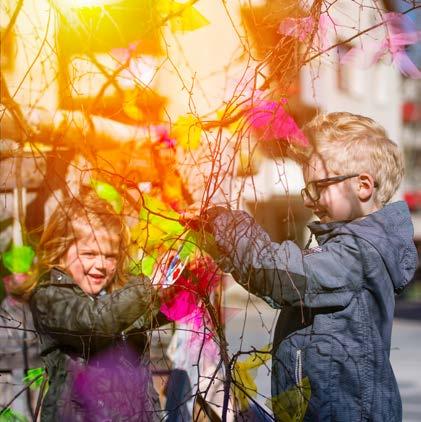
[{"left": 357, "top": 173, "right": 376, "bottom": 201}]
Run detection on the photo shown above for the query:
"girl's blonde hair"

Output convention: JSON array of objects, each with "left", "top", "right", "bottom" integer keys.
[
  {"left": 21, "top": 191, "right": 129, "bottom": 297},
  {"left": 302, "top": 112, "right": 404, "bottom": 206}
]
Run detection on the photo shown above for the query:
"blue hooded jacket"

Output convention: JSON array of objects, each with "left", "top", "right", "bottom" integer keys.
[{"left": 205, "top": 201, "right": 418, "bottom": 421}]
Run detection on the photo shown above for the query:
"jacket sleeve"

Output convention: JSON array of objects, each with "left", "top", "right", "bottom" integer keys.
[
  {"left": 30, "top": 278, "right": 160, "bottom": 341},
  {"left": 204, "top": 207, "right": 364, "bottom": 309}
]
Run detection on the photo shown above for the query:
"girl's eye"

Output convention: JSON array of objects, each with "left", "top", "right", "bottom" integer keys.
[{"left": 82, "top": 252, "right": 95, "bottom": 258}]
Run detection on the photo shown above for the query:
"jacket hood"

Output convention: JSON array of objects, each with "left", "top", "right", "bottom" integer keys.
[{"left": 308, "top": 201, "right": 418, "bottom": 293}]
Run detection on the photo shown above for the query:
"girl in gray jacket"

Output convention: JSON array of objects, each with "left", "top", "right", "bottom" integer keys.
[{"left": 27, "top": 192, "right": 171, "bottom": 421}]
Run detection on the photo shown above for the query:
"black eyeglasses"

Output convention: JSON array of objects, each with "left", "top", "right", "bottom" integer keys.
[{"left": 301, "top": 174, "right": 360, "bottom": 202}]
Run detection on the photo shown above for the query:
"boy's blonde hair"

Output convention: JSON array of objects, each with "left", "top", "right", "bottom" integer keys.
[
  {"left": 21, "top": 191, "right": 129, "bottom": 297},
  {"left": 302, "top": 112, "right": 404, "bottom": 205}
]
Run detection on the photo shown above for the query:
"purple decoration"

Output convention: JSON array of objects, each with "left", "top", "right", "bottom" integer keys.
[{"left": 63, "top": 344, "right": 158, "bottom": 421}]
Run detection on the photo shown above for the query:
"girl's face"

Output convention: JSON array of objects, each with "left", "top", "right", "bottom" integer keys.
[{"left": 63, "top": 225, "right": 120, "bottom": 295}]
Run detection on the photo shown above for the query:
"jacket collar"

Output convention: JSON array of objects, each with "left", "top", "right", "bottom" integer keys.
[
  {"left": 307, "top": 201, "right": 412, "bottom": 245},
  {"left": 307, "top": 201, "right": 417, "bottom": 293},
  {"left": 50, "top": 267, "right": 74, "bottom": 284},
  {"left": 47, "top": 268, "right": 108, "bottom": 297},
  {"left": 307, "top": 219, "right": 351, "bottom": 245}
]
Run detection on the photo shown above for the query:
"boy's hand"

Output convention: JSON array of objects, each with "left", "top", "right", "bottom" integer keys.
[
  {"left": 179, "top": 203, "right": 229, "bottom": 232},
  {"left": 179, "top": 211, "right": 203, "bottom": 231}
]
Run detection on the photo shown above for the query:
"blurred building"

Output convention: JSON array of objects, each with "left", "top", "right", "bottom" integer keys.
[
  {"left": 1, "top": 0, "right": 419, "bottom": 270},
  {"left": 401, "top": 77, "right": 421, "bottom": 233},
  {"left": 239, "top": 0, "right": 420, "bottom": 245}
]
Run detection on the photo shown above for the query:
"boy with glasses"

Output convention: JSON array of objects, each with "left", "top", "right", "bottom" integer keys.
[{"left": 184, "top": 112, "right": 418, "bottom": 420}]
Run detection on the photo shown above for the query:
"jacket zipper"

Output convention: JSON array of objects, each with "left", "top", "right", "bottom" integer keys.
[
  {"left": 295, "top": 348, "right": 305, "bottom": 416},
  {"left": 295, "top": 349, "right": 303, "bottom": 387}
]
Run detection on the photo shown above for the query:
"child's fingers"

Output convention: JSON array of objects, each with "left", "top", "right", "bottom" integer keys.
[
  {"left": 179, "top": 209, "right": 199, "bottom": 220},
  {"left": 177, "top": 203, "right": 202, "bottom": 224},
  {"left": 179, "top": 213, "right": 203, "bottom": 231}
]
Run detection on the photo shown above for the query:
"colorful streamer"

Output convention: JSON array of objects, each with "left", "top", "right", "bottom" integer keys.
[
  {"left": 278, "top": 14, "right": 332, "bottom": 50},
  {"left": 23, "top": 367, "right": 45, "bottom": 390},
  {"left": 232, "top": 345, "right": 272, "bottom": 410},
  {"left": 340, "top": 13, "right": 421, "bottom": 79},
  {"left": 157, "top": 0, "right": 210, "bottom": 33},
  {"left": 90, "top": 179, "right": 123, "bottom": 213},
  {"left": 2, "top": 245, "right": 35, "bottom": 274},
  {"left": 171, "top": 114, "right": 202, "bottom": 150},
  {"left": 246, "top": 99, "right": 309, "bottom": 147},
  {"left": 268, "top": 377, "right": 311, "bottom": 422}
]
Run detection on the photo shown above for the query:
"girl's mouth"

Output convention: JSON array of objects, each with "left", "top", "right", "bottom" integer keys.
[{"left": 87, "top": 274, "right": 106, "bottom": 283}]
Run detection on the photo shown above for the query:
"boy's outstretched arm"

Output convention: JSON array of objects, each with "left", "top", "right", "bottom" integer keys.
[{"left": 200, "top": 207, "right": 364, "bottom": 310}]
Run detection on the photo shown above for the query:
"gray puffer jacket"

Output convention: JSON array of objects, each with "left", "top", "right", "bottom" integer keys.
[{"left": 205, "top": 201, "right": 418, "bottom": 421}]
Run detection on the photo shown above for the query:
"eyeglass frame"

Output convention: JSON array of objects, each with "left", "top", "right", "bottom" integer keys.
[{"left": 301, "top": 174, "right": 378, "bottom": 203}]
